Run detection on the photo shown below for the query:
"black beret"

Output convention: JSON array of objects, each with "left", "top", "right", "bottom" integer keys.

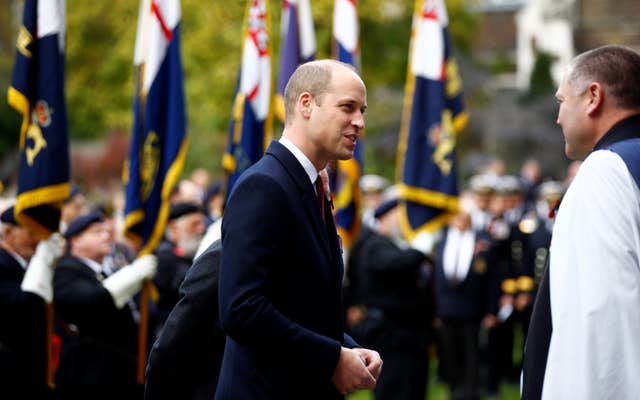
[
  {"left": 373, "top": 198, "right": 399, "bottom": 219},
  {"left": 203, "top": 181, "right": 223, "bottom": 204},
  {"left": 169, "top": 202, "right": 205, "bottom": 221},
  {"left": 0, "top": 206, "right": 17, "bottom": 225},
  {"left": 64, "top": 210, "right": 104, "bottom": 239},
  {"left": 373, "top": 185, "right": 400, "bottom": 219}
]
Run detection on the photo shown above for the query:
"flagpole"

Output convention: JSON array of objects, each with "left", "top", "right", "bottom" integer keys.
[
  {"left": 46, "top": 303, "right": 55, "bottom": 388},
  {"left": 133, "top": 0, "right": 154, "bottom": 385},
  {"left": 137, "top": 282, "right": 150, "bottom": 383}
]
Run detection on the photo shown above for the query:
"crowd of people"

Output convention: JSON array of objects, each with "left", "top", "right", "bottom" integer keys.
[
  {"left": 0, "top": 150, "right": 573, "bottom": 400},
  {"left": 0, "top": 172, "right": 225, "bottom": 399},
  {"left": 1, "top": 45, "right": 640, "bottom": 400},
  {"left": 344, "top": 156, "right": 573, "bottom": 400}
]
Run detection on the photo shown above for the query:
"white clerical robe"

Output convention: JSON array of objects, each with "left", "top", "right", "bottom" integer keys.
[{"left": 543, "top": 150, "right": 640, "bottom": 399}]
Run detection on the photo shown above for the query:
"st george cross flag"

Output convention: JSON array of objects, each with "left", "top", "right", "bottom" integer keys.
[
  {"left": 123, "top": 0, "right": 187, "bottom": 256},
  {"left": 396, "top": 0, "right": 468, "bottom": 240},
  {"left": 8, "top": 0, "right": 70, "bottom": 238},
  {"left": 222, "top": 0, "right": 273, "bottom": 196},
  {"left": 274, "top": 0, "right": 316, "bottom": 122},
  {"left": 330, "top": 0, "right": 362, "bottom": 248}
]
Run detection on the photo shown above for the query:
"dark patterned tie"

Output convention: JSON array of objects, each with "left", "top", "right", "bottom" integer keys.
[{"left": 315, "top": 177, "right": 325, "bottom": 221}]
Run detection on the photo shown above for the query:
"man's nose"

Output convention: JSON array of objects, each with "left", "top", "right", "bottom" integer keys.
[{"left": 352, "top": 112, "right": 365, "bottom": 130}]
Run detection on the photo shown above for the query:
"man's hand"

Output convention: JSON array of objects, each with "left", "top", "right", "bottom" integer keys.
[
  {"left": 482, "top": 313, "right": 498, "bottom": 329},
  {"left": 354, "top": 348, "right": 383, "bottom": 381},
  {"left": 331, "top": 347, "right": 377, "bottom": 395},
  {"left": 515, "top": 293, "right": 533, "bottom": 311},
  {"left": 346, "top": 305, "right": 366, "bottom": 327}
]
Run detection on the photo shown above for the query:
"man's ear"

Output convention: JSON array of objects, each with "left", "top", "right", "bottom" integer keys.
[
  {"left": 166, "top": 220, "right": 177, "bottom": 240},
  {"left": 298, "top": 92, "right": 313, "bottom": 119},
  {"left": 586, "top": 82, "right": 603, "bottom": 116}
]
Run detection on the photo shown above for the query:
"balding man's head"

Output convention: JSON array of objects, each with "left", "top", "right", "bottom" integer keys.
[
  {"left": 283, "top": 60, "right": 359, "bottom": 124},
  {"left": 567, "top": 45, "right": 640, "bottom": 110}
]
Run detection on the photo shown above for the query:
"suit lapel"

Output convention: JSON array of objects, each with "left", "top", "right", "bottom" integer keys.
[
  {"left": 266, "top": 142, "right": 332, "bottom": 261},
  {"left": 0, "top": 248, "right": 26, "bottom": 277}
]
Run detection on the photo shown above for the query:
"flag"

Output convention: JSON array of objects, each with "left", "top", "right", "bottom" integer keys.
[
  {"left": 123, "top": 0, "right": 187, "bottom": 256},
  {"left": 330, "top": 0, "right": 361, "bottom": 247},
  {"left": 274, "top": 0, "right": 316, "bottom": 122},
  {"left": 7, "top": 0, "right": 70, "bottom": 238},
  {"left": 396, "top": 0, "right": 468, "bottom": 240},
  {"left": 222, "top": 0, "right": 273, "bottom": 197},
  {"left": 332, "top": 0, "right": 360, "bottom": 69}
]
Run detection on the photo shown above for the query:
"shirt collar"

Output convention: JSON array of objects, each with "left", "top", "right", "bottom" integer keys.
[
  {"left": 79, "top": 256, "right": 105, "bottom": 275},
  {"left": 593, "top": 113, "right": 640, "bottom": 151},
  {"left": 6, "top": 249, "right": 27, "bottom": 270},
  {"left": 279, "top": 135, "right": 319, "bottom": 184}
]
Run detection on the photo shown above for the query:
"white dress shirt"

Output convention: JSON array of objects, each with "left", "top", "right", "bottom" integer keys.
[
  {"left": 279, "top": 135, "right": 320, "bottom": 189},
  {"left": 442, "top": 228, "right": 475, "bottom": 283}
]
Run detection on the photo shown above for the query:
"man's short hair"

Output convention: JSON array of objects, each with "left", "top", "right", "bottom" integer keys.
[
  {"left": 568, "top": 45, "right": 640, "bottom": 110},
  {"left": 283, "top": 60, "right": 355, "bottom": 124}
]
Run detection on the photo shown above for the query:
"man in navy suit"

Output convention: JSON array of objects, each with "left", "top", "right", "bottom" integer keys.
[{"left": 216, "top": 59, "right": 382, "bottom": 399}]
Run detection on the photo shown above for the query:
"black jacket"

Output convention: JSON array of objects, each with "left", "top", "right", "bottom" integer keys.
[
  {"left": 434, "top": 229, "right": 500, "bottom": 321},
  {"left": 145, "top": 240, "right": 225, "bottom": 400},
  {"left": 0, "top": 247, "right": 50, "bottom": 398},
  {"left": 53, "top": 254, "right": 138, "bottom": 390}
]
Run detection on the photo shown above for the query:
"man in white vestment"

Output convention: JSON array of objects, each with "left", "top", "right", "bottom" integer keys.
[{"left": 521, "top": 45, "right": 640, "bottom": 399}]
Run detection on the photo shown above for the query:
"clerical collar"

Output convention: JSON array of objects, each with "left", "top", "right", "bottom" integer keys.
[
  {"left": 593, "top": 113, "right": 640, "bottom": 151},
  {"left": 279, "top": 135, "right": 319, "bottom": 185}
]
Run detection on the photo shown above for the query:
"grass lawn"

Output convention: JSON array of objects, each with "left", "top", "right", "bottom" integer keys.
[
  {"left": 347, "top": 356, "right": 521, "bottom": 400},
  {"left": 347, "top": 383, "right": 520, "bottom": 400}
]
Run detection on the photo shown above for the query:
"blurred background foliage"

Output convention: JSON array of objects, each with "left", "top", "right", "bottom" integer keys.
[{"left": 0, "top": 0, "right": 478, "bottom": 185}]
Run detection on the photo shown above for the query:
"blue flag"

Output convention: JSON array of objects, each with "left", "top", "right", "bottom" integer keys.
[
  {"left": 274, "top": 0, "right": 316, "bottom": 122},
  {"left": 123, "top": 0, "right": 187, "bottom": 256},
  {"left": 7, "top": 0, "right": 70, "bottom": 238},
  {"left": 330, "top": 0, "right": 362, "bottom": 247},
  {"left": 396, "top": 0, "right": 468, "bottom": 239},
  {"left": 222, "top": 0, "right": 273, "bottom": 197}
]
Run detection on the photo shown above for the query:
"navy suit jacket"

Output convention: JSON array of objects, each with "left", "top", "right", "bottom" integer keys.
[{"left": 216, "top": 141, "right": 356, "bottom": 400}]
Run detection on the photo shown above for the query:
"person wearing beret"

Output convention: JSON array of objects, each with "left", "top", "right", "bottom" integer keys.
[
  {"left": 350, "top": 186, "right": 435, "bottom": 400},
  {"left": 359, "top": 174, "right": 390, "bottom": 229},
  {"left": 53, "top": 210, "right": 157, "bottom": 400},
  {"left": 152, "top": 202, "right": 206, "bottom": 337},
  {"left": 145, "top": 239, "right": 225, "bottom": 400},
  {"left": 203, "top": 181, "right": 224, "bottom": 224},
  {"left": 60, "top": 184, "right": 87, "bottom": 234},
  {"left": 194, "top": 183, "right": 225, "bottom": 259},
  {"left": 0, "top": 206, "right": 61, "bottom": 399}
]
